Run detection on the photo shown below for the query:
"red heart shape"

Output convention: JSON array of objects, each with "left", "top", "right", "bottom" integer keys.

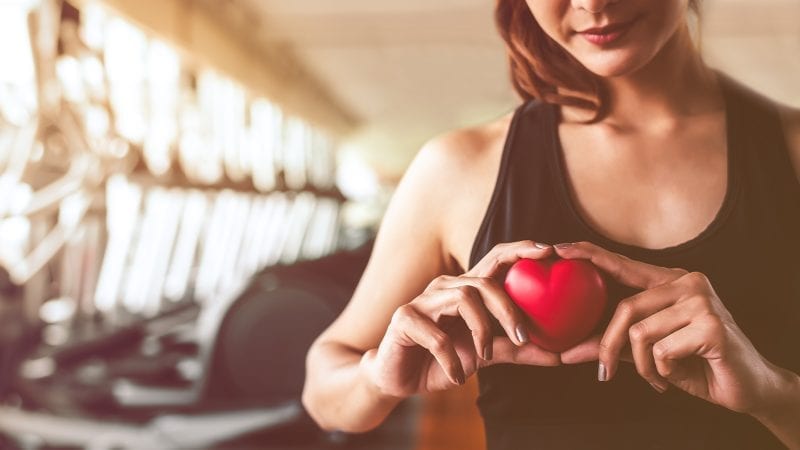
[{"left": 504, "top": 258, "right": 607, "bottom": 352}]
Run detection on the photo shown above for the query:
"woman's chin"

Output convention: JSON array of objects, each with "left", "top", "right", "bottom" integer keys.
[{"left": 579, "top": 56, "right": 649, "bottom": 79}]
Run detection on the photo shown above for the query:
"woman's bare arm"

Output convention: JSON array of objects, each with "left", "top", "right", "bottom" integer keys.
[{"left": 301, "top": 132, "right": 472, "bottom": 432}]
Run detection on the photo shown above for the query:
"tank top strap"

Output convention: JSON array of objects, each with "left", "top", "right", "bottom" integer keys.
[
  {"left": 468, "top": 99, "right": 563, "bottom": 270},
  {"left": 469, "top": 72, "right": 799, "bottom": 450},
  {"left": 717, "top": 71, "right": 800, "bottom": 239}
]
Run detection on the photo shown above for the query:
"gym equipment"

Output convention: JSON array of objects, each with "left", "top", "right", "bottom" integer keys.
[
  {"left": 302, "top": 197, "right": 341, "bottom": 260},
  {"left": 234, "top": 193, "right": 273, "bottom": 277},
  {"left": 0, "top": 0, "right": 137, "bottom": 288},
  {"left": 281, "top": 192, "right": 318, "bottom": 265},
  {"left": 121, "top": 187, "right": 168, "bottom": 315},
  {"left": 283, "top": 117, "right": 308, "bottom": 191},
  {"left": 258, "top": 192, "right": 291, "bottom": 268},
  {"left": 194, "top": 189, "right": 237, "bottom": 304},
  {"left": 0, "top": 267, "right": 37, "bottom": 400},
  {"left": 214, "top": 193, "right": 251, "bottom": 299},
  {"left": 177, "top": 92, "right": 207, "bottom": 184},
  {"left": 143, "top": 39, "right": 180, "bottom": 177},
  {"left": 0, "top": 3, "right": 385, "bottom": 449},
  {"left": 194, "top": 70, "right": 225, "bottom": 185},
  {"left": 250, "top": 99, "right": 280, "bottom": 192},
  {"left": 221, "top": 77, "right": 247, "bottom": 184},
  {"left": 0, "top": 190, "right": 92, "bottom": 286},
  {"left": 140, "top": 189, "right": 183, "bottom": 316},
  {"left": 21, "top": 301, "right": 199, "bottom": 380},
  {"left": 104, "top": 15, "right": 148, "bottom": 145},
  {"left": 207, "top": 239, "right": 374, "bottom": 405},
  {"left": 93, "top": 175, "right": 142, "bottom": 314},
  {"left": 307, "top": 130, "right": 336, "bottom": 191},
  {"left": 0, "top": 401, "right": 302, "bottom": 449},
  {"left": 162, "top": 189, "right": 207, "bottom": 303},
  {"left": 2, "top": 239, "right": 384, "bottom": 449}
]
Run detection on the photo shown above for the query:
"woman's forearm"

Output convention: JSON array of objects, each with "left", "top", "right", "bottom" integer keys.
[
  {"left": 753, "top": 367, "right": 800, "bottom": 449},
  {"left": 302, "top": 342, "right": 403, "bottom": 433}
]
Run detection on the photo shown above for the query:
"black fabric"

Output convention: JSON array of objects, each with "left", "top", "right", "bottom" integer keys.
[{"left": 469, "top": 72, "right": 800, "bottom": 450}]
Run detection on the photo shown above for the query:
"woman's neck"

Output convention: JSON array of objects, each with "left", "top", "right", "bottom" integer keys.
[{"left": 564, "top": 24, "right": 722, "bottom": 133}]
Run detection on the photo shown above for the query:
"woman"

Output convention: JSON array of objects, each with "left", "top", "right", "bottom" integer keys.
[{"left": 302, "top": 0, "right": 800, "bottom": 448}]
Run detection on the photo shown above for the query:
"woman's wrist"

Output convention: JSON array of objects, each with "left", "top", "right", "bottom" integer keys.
[
  {"left": 359, "top": 348, "right": 409, "bottom": 402},
  {"left": 303, "top": 345, "right": 403, "bottom": 433},
  {"left": 750, "top": 364, "right": 800, "bottom": 448},
  {"left": 753, "top": 363, "right": 800, "bottom": 417}
]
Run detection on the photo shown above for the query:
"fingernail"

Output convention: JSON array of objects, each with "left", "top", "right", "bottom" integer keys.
[
  {"left": 535, "top": 242, "right": 551, "bottom": 249},
  {"left": 555, "top": 243, "right": 574, "bottom": 250},
  {"left": 483, "top": 344, "right": 493, "bottom": 361},
  {"left": 515, "top": 325, "right": 529, "bottom": 344},
  {"left": 598, "top": 362, "right": 607, "bottom": 381},
  {"left": 650, "top": 381, "right": 668, "bottom": 393}
]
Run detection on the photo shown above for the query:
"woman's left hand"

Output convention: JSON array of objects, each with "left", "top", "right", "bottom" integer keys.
[{"left": 554, "top": 241, "right": 794, "bottom": 416}]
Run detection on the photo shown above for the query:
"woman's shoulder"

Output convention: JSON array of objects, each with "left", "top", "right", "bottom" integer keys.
[
  {"left": 375, "top": 110, "right": 517, "bottom": 275},
  {"left": 417, "top": 110, "right": 515, "bottom": 172},
  {"left": 396, "top": 110, "right": 517, "bottom": 272},
  {"left": 401, "top": 109, "right": 516, "bottom": 199},
  {"left": 392, "top": 108, "right": 516, "bottom": 221}
]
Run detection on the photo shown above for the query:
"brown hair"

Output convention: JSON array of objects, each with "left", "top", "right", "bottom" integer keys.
[{"left": 495, "top": 1, "right": 701, "bottom": 122}]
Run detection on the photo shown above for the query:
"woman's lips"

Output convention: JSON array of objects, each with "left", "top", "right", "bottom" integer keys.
[{"left": 579, "top": 19, "right": 636, "bottom": 46}]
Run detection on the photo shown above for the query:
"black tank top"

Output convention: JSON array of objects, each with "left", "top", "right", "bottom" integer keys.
[{"left": 469, "top": 73, "right": 800, "bottom": 450}]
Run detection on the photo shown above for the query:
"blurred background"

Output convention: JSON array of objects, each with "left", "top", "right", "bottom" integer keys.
[{"left": 0, "top": 0, "right": 797, "bottom": 449}]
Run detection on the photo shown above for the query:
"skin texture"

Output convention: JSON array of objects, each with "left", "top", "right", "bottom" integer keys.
[
  {"left": 525, "top": 0, "right": 690, "bottom": 78},
  {"left": 556, "top": 243, "right": 800, "bottom": 448},
  {"left": 302, "top": 0, "right": 800, "bottom": 445}
]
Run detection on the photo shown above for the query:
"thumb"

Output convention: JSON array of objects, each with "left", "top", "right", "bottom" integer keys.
[
  {"left": 560, "top": 335, "right": 635, "bottom": 365},
  {"left": 560, "top": 335, "right": 602, "bottom": 364},
  {"left": 481, "top": 337, "right": 561, "bottom": 368}
]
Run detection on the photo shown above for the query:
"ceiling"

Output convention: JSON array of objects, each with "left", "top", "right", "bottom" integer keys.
[{"left": 228, "top": 0, "right": 800, "bottom": 178}]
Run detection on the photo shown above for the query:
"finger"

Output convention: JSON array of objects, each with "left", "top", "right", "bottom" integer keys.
[
  {"left": 481, "top": 336, "right": 561, "bottom": 368},
  {"left": 554, "top": 241, "right": 684, "bottom": 290},
  {"left": 599, "top": 281, "right": 680, "bottom": 380},
  {"left": 468, "top": 240, "right": 552, "bottom": 279},
  {"left": 558, "top": 335, "right": 634, "bottom": 365},
  {"left": 434, "top": 276, "right": 531, "bottom": 347},
  {"left": 392, "top": 305, "right": 466, "bottom": 385},
  {"left": 628, "top": 305, "right": 691, "bottom": 393},
  {"left": 414, "top": 286, "right": 494, "bottom": 360},
  {"left": 652, "top": 315, "right": 725, "bottom": 381},
  {"left": 559, "top": 335, "right": 601, "bottom": 364}
]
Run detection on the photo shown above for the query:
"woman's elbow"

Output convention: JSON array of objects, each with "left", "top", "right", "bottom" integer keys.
[
  {"left": 301, "top": 345, "right": 334, "bottom": 430},
  {"left": 300, "top": 381, "right": 335, "bottom": 431},
  {"left": 301, "top": 343, "right": 386, "bottom": 433}
]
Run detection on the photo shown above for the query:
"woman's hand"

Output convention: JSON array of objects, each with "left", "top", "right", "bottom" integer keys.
[
  {"left": 555, "top": 241, "right": 797, "bottom": 416},
  {"left": 361, "top": 240, "right": 561, "bottom": 398}
]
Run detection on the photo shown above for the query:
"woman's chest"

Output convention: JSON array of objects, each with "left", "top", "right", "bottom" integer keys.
[
  {"left": 446, "top": 117, "right": 731, "bottom": 272},
  {"left": 555, "top": 117, "right": 730, "bottom": 250}
]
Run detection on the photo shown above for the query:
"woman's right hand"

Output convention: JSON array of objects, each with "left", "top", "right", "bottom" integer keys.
[{"left": 360, "top": 240, "right": 562, "bottom": 398}]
